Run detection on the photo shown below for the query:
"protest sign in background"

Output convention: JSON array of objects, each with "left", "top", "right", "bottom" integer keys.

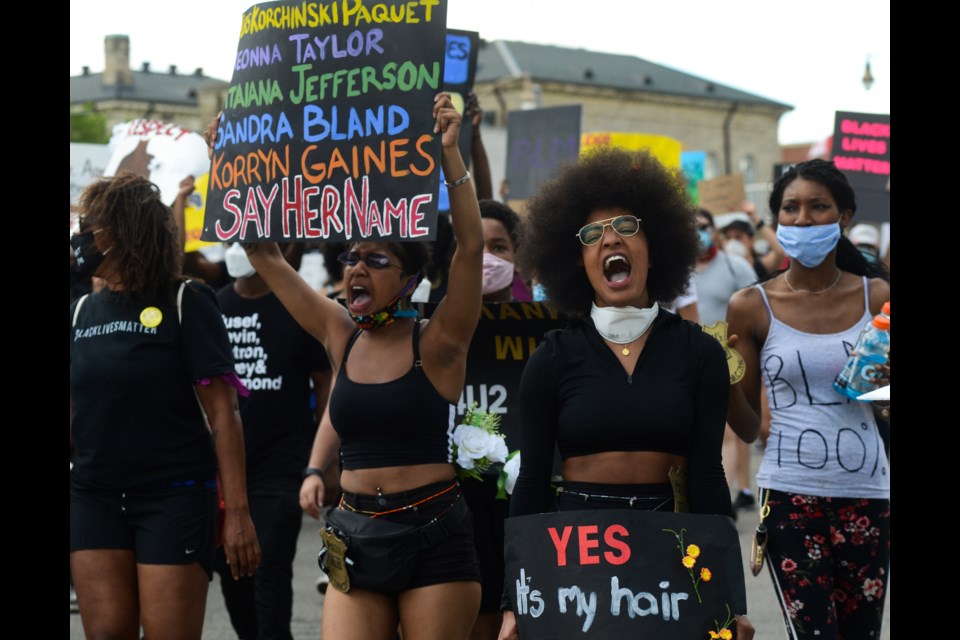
[
  {"left": 830, "top": 111, "right": 889, "bottom": 223},
  {"left": 202, "top": 0, "right": 450, "bottom": 243},
  {"left": 504, "top": 509, "right": 746, "bottom": 638},
  {"left": 437, "top": 28, "right": 479, "bottom": 212},
  {"left": 183, "top": 172, "right": 218, "bottom": 253},
  {"left": 70, "top": 143, "right": 111, "bottom": 206},
  {"left": 417, "top": 301, "right": 568, "bottom": 451},
  {"left": 505, "top": 105, "right": 582, "bottom": 202},
  {"left": 681, "top": 150, "right": 707, "bottom": 205},
  {"left": 696, "top": 174, "right": 746, "bottom": 216},
  {"left": 581, "top": 132, "right": 682, "bottom": 170},
  {"left": 70, "top": 143, "right": 112, "bottom": 235},
  {"left": 102, "top": 120, "right": 210, "bottom": 208}
]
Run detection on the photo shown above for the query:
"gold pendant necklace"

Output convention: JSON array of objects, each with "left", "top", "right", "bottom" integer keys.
[{"left": 622, "top": 346, "right": 631, "bottom": 356}]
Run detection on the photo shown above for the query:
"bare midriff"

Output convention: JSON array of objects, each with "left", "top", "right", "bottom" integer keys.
[
  {"left": 341, "top": 463, "right": 457, "bottom": 496},
  {"left": 562, "top": 451, "right": 687, "bottom": 484}
]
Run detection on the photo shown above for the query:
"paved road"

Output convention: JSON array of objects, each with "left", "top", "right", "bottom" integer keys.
[{"left": 70, "top": 455, "right": 890, "bottom": 638}]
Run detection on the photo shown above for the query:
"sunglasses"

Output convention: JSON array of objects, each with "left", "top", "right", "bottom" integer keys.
[
  {"left": 576, "top": 215, "right": 642, "bottom": 246},
  {"left": 337, "top": 250, "right": 401, "bottom": 270}
]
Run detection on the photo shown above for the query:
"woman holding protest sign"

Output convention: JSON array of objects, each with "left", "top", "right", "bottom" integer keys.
[
  {"left": 208, "top": 92, "right": 485, "bottom": 639},
  {"left": 69, "top": 174, "right": 260, "bottom": 639},
  {"left": 497, "top": 147, "right": 753, "bottom": 640},
  {"left": 725, "top": 159, "right": 890, "bottom": 639}
]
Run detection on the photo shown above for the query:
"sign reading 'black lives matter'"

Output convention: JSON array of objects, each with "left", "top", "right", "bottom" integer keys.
[
  {"left": 202, "top": 0, "right": 449, "bottom": 243},
  {"left": 505, "top": 510, "right": 747, "bottom": 638}
]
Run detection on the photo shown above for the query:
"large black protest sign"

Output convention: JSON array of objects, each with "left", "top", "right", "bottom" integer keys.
[
  {"left": 418, "top": 301, "right": 569, "bottom": 450},
  {"left": 505, "top": 105, "right": 582, "bottom": 201},
  {"left": 203, "top": 0, "right": 449, "bottom": 243},
  {"left": 504, "top": 510, "right": 746, "bottom": 638},
  {"left": 830, "top": 111, "right": 890, "bottom": 223}
]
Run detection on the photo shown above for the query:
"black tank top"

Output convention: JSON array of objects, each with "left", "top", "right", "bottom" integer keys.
[{"left": 329, "top": 320, "right": 456, "bottom": 470}]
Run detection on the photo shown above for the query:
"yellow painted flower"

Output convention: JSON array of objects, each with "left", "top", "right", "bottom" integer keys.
[
  {"left": 701, "top": 567, "right": 712, "bottom": 582},
  {"left": 682, "top": 555, "right": 696, "bottom": 568},
  {"left": 708, "top": 632, "right": 720, "bottom": 639},
  {"left": 720, "top": 629, "right": 733, "bottom": 640},
  {"left": 686, "top": 544, "right": 701, "bottom": 558}
]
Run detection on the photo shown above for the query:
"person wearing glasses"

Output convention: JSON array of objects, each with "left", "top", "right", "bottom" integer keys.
[
  {"left": 208, "top": 93, "right": 484, "bottom": 640},
  {"left": 497, "top": 147, "right": 753, "bottom": 640}
]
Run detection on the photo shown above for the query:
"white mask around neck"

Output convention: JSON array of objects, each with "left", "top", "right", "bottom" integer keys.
[{"left": 590, "top": 302, "right": 659, "bottom": 344}]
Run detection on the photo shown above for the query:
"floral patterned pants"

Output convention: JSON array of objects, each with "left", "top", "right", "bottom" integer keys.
[{"left": 761, "top": 489, "right": 890, "bottom": 639}]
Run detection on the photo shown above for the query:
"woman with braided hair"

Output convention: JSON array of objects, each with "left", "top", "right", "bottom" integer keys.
[{"left": 70, "top": 173, "right": 260, "bottom": 639}]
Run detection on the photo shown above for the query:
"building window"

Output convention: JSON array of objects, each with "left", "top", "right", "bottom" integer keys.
[
  {"left": 739, "top": 155, "right": 757, "bottom": 184},
  {"left": 704, "top": 152, "right": 720, "bottom": 180}
]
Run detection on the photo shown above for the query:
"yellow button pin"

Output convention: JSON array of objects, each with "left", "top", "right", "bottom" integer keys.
[{"left": 140, "top": 306, "right": 163, "bottom": 328}]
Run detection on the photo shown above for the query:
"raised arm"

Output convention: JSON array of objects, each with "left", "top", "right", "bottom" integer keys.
[
  {"left": 170, "top": 175, "right": 195, "bottom": 253},
  {"left": 466, "top": 91, "right": 494, "bottom": 200},
  {"left": 426, "top": 92, "right": 484, "bottom": 353},
  {"left": 245, "top": 243, "right": 353, "bottom": 362},
  {"left": 202, "top": 115, "right": 354, "bottom": 357},
  {"left": 740, "top": 200, "right": 784, "bottom": 274}
]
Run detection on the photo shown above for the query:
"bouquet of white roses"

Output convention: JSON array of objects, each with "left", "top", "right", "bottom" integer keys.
[
  {"left": 496, "top": 450, "right": 521, "bottom": 500},
  {"left": 452, "top": 404, "right": 518, "bottom": 496}
]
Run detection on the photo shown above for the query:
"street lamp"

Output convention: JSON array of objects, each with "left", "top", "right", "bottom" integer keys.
[{"left": 862, "top": 56, "right": 875, "bottom": 90}]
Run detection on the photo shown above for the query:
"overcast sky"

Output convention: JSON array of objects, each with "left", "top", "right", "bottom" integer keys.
[{"left": 70, "top": 0, "right": 890, "bottom": 145}]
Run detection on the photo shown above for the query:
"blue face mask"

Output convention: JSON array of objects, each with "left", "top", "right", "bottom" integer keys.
[
  {"left": 776, "top": 223, "right": 841, "bottom": 268},
  {"left": 697, "top": 229, "right": 713, "bottom": 251}
]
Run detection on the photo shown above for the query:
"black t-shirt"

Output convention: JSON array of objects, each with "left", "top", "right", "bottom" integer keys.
[
  {"left": 217, "top": 285, "right": 330, "bottom": 491},
  {"left": 509, "top": 311, "right": 733, "bottom": 517},
  {"left": 70, "top": 282, "right": 233, "bottom": 490}
]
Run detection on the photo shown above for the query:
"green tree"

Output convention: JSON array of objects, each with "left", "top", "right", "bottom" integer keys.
[{"left": 70, "top": 103, "right": 110, "bottom": 144}]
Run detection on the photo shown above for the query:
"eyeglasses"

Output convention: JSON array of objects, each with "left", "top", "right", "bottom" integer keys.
[
  {"left": 575, "top": 215, "right": 642, "bottom": 246},
  {"left": 337, "top": 250, "right": 401, "bottom": 270}
]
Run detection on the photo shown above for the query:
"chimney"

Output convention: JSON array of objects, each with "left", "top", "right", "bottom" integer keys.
[{"left": 103, "top": 35, "right": 133, "bottom": 87}]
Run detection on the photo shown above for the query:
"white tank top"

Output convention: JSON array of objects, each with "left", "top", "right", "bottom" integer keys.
[{"left": 755, "top": 277, "right": 889, "bottom": 499}]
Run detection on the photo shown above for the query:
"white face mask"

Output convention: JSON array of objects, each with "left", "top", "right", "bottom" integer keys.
[
  {"left": 482, "top": 252, "right": 516, "bottom": 295},
  {"left": 590, "top": 302, "right": 659, "bottom": 344},
  {"left": 224, "top": 243, "right": 256, "bottom": 278},
  {"left": 724, "top": 238, "right": 750, "bottom": 260}
]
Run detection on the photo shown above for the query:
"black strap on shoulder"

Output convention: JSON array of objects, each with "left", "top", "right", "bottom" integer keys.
[
  {"left": 412, "top": 319, "right": 423, "bottom": 368},
  {"left": 342, "top": 328, "right": 364, "bottom": 364}
]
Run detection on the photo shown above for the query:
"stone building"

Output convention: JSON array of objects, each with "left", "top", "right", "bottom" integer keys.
[
  {"left": 472, "top": 40, "right": 792, "bottom": 208},
  {"left": 70, "top": 35, "right": 228, "bottom": 135}
]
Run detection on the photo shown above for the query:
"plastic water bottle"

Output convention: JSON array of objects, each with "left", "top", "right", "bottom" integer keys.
[
  {"left": 833, "top": 310, "right": 890, "bottom": 400},
  {"left": 846, "top": 301, "right": 889, "bottom": 358}
]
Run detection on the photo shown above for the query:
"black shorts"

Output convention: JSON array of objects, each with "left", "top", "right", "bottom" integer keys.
[
  {"left": 461, "top": 474, "right": 509, "bottom": 612},
  {"left": 70, "top": 479, "right": 218, "bottom": 579},
  {"left": 337, "top": 480, "right": 482, "bottom": 592}
]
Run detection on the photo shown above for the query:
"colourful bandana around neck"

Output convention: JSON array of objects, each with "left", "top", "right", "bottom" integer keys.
[{"left": 350, "top": 274, "right": 419, "bottom": 330}]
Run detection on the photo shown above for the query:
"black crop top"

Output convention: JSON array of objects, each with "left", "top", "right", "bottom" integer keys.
[
  {"left": 509, "top": 311, "right": 733, "bottom": 517},
  {"left": 328, "top": 320, "right": 456, "bottom": 470}
]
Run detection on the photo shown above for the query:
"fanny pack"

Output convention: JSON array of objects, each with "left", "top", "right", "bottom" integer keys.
[{"left": 318, "top": 491, "right": 467, "bottom": 593}]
